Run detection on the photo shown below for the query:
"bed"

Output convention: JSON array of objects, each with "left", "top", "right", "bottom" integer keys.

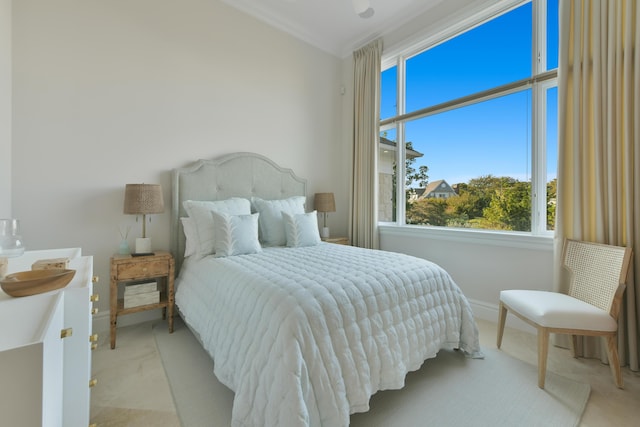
[{"left": 171, "top": 152, "right": 482, "bottom": 427}]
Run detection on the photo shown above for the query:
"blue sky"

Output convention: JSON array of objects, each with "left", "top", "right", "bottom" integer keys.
[{"left": 381, "top": 0, "right": 558, "bottom": 186}]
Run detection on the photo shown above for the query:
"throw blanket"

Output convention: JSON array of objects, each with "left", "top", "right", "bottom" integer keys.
[{"left": 176, "top": 243, "right": 481, "bottom": 427}]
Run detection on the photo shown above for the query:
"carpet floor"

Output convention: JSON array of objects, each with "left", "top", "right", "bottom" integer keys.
[{"left": 153, "top": 318, "right": 589, "bottom": 427}]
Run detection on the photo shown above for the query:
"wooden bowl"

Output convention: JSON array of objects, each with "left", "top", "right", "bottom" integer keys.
[{"left": 1, "top": 269, "right": 76, "bottom": 297}]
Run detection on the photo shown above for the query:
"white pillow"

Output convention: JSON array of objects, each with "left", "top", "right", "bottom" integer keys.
[
  {"left": 251, "top": 196, "right": 306, "bottom": 246},
  {"left": 283, "top": 211, "right": 322, "bottom": 247},
  {"left": 211, "top": 211, "right": 262, "bottom": 257},
  {"left": 183, "top": 198, "right": 251, "bottom": 257},
  {"left": 180, "top": 217, "right": 197, "bottom": 258}
]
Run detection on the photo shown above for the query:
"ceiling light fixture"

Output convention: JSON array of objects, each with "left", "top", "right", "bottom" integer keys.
[{"left": 352, "top": 0, "right": 375, "bottom": 19}]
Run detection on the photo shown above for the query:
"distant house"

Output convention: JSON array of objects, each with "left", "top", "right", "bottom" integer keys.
[
  {"left": 378, "top": 137, "right": 423, "bottom": 222},
  {"left": 410, "top": 179, "right": 457, "bottom": 201},
  {"left": 407, "top": 187, "right": 426, "bottom": 201}
]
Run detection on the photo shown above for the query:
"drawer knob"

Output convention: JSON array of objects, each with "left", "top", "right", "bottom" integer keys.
[
  {"left": 90, "top": 294, "right": 99, "bottom": 302},
  {"left": 89, "top": 334, "right": 99, "bottom": 342},
  {"left": 92, "top": 275, "right": 99, "bottom": 283},
  {"left": 60, "top": 328, "right": 73, "bottom": 339},
  {"left": 91, "top": 343, "right": 98, "bottom": 351},
  {"left": 91, "top": 307, "right": 99, "bottom": 315},
  {"left": 89, "top": 378, "right": 98, "bottom": 388}
]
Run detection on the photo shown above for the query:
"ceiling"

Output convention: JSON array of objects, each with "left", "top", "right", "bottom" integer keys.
[{"left": 221, "top": 0, "right": 445, "bottom": 58}]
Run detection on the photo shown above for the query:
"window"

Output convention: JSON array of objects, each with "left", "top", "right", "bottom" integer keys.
[{"left": 379, "top": 0, "right": 558, "bottom": 234}]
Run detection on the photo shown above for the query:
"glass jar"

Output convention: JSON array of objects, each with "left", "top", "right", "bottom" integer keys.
[{"left": 0, "top": 219, "right": 26, "bottom": 257}]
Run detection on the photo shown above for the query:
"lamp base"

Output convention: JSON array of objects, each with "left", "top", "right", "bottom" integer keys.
[
  {"left": 320, "top": 227, "right": 330, "bottom": 239},
  {"left": 135, "top": 238, "right": 152, "bottom": 254}
]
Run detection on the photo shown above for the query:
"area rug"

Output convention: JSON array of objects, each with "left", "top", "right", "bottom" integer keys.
[{"left": 153, "top": 318, "right": 590, "bottom": 427}]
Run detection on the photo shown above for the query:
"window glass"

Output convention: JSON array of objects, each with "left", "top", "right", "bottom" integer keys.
[
  {"left": 381, "top": 66, "right": 397, "bottom": 121},
  {"left": 379, "top": 128, "right": 398, "bottom": 222},
  {"left": 381, "top": 0, "right": 558, "bottom": 235},
  {"left": 546, "top": 86, "right": 558, "bottom": 230},
  {"left": 547, "top": 0, "right": 559, "bottom": 70},
  {"left": 405, "top": 2, "right": 532, "bottom": 112},
  {"left": 404, "top": 91, "right": 532, "bottom": 231}
]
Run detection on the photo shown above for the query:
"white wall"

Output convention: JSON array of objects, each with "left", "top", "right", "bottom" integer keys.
[
  {"left": 0, "top": 0, "right": 10, "bottom": 217},
  {"left": 12, "top": 0, "right": 347, "bottom": 327}
]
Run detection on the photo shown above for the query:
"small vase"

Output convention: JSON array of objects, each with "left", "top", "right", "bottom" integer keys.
[{"left": 118, "top": 239, "right": 130, "bottom": 255}]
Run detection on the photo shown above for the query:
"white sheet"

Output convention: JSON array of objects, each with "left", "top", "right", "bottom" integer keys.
[{"left": 175, "top": 243, "right": 482, "bottom": 427}]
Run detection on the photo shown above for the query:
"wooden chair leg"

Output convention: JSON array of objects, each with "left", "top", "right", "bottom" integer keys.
[
  {"left": 605, "top": 335, "right": 624, "bottom": 388},
  {"left": 497, "top": 302, "right": 508, "bottom": 349},
  {"left": 537, "top": 327, "right": 549, "bottom": 389}
]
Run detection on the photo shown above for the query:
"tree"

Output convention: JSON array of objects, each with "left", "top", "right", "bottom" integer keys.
[
  {"left": 451, "top": 175, "right": 514, "bottom": 220},
  {"left": 406, "top": 198, "right": 449, "bottom": 226},
  {"left": 482, "top": 180, "right": 531, "bottom": 231},
  {"left": 546, "top": 178, "right": 557, "bottom": 229},
  {"left": 391, "top": 140, "right": 429, "bottom": 221}
]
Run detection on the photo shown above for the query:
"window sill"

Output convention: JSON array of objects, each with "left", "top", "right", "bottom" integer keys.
[{"left": 379, "top": 223, "right": 554, "bottom": 251}]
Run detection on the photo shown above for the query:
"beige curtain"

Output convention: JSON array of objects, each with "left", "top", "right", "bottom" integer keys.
[
  {"left": 350, "top": 39, "right": 382, "bottom": 249},
  {"left": 556, "top": 0, "right": 640, "bottom": 370}
]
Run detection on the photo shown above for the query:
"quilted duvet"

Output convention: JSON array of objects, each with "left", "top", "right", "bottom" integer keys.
[{"left": 175, "top": 243, "right": 481, "bottom": 427}]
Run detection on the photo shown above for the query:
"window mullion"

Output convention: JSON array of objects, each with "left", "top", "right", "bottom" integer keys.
[
  {"left": 396, "top": 57, "right": 407, "bottom": 225},
  {"left": 531, "top": 84, "right": 544, "bottom": 234},
  {"left": 531, "top": 0, "right": 549, "bottom": 234}
]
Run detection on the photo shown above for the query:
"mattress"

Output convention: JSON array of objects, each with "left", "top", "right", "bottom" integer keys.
[{"left": 175, "top": 243, "right": 482, "bottom": 427}]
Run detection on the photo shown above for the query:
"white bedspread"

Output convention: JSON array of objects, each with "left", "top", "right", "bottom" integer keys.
[{"left": 175, "top": 243, "right": 481, "bottom": 427}]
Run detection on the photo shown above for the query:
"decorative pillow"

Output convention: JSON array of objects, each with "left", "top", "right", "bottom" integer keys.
[
  {"left": 211, "top": 211, "right": 262, "bottom": 257},
  {"left": 251, "top": 196, "right": 306, "bottom": 246},
  {"left": 283, "top": 211, "right": 322, "bottom": 247},
  {"left": 180, "top": 217, "right": 197, "bottom": 258},
  {"left": 183, "top": 198, "right": 251, "bottom": 257}
]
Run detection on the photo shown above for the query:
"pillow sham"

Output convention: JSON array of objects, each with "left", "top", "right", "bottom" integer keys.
[
  {"left": 251, "top": 196, "right": 306, "bottom": 246},
  {"left": 180, "top": 217, "right": 197, "bottom": 258},
  {"left": 211, "top": 211, "right": 262, "bottom": 257},
  {"left": 283, "top": 211, "right": 322, "bottom": 247},
  {"left": 183, "top": 198, "right": 251, "bottom": 257}
]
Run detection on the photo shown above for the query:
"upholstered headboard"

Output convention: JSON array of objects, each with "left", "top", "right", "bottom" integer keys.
[{"left": 171, "top": 152, "right": 307, "bottom": 272}]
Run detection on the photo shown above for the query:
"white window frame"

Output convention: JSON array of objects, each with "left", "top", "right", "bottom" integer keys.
[{"left": 379, "top": 0, "right": 556, "bottom": 240}]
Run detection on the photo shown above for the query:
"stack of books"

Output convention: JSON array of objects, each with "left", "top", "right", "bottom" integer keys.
[{"left": 123, "top": 281, "right": 159, "bottom": 308}]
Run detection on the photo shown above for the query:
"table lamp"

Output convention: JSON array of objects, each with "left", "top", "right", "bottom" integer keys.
[
  {"left": 314, "top": 193, "right": 336, "bottom": 239},
  {"left": 123, "top": 184, "right": 164, "bottom": 255},
  {"left": 0, "top": 219, "right": 26, "bottom": 278}
]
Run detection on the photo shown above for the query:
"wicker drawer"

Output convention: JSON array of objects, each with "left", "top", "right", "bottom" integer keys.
[{"left": 116, "top": 260, "right": 168, "bottom": 280}]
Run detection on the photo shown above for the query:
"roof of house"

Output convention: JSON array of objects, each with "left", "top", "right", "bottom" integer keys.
[
  {"left": 422, "top": 179, "right": 455, "bottom": 197},
  {"left": 380, "top": 137, "right": 423, "bottom": 159}
]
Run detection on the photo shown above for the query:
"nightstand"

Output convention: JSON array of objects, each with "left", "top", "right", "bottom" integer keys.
[
  {"left": 109, "top": 251, "right": 174, "bottom": 349},
  {"left": 323, "top": 236, "right": 350, "bottom": 245}
]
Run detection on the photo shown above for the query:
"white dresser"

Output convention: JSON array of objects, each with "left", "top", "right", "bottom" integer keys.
[{"left": 0, "top": 248, "right": 95, "bottom": 427}]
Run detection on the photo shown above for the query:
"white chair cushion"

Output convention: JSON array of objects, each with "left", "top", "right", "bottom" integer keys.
[{"left": 500, "top": 290, "right": 617, "bottom": 332}]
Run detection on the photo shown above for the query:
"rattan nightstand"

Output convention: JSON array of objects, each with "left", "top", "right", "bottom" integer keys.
[
  {"left": 109, "top": 251, "right": 174, "bottom": 349},
  {"left": 323, "top": 237, "right": 350, "bottom": 245}
]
